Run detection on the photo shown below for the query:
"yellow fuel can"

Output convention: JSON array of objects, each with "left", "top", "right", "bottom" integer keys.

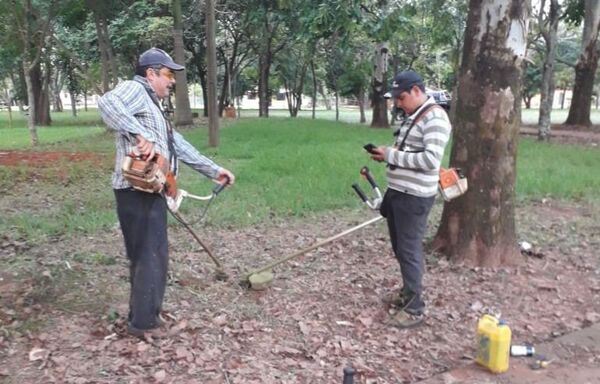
[{"left": 475, "top": 314, "right": 511, "bottom": 373}]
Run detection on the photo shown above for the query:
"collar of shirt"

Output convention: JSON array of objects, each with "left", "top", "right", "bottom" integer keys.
[
  {"left": 405, "top": 96, "right": 436, "bottom": 123},
  {"left": 133, "top": 75, "right": 163, "bottom": 111}
]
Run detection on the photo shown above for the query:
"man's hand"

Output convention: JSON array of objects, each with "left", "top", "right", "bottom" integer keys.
[
  {"left": 136, "top": 135, "right": 155, "bottom": 160},
  {"left": 215, "top": 168, "right": 235, "bottom": 186},
  {"left": 370, "top": 146, "right": 386, "bottom": 162}
]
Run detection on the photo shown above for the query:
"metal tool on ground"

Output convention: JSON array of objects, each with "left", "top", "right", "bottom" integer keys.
[
  {"left": 242, "top": 167, "right": 384, "bottom": 290},
  {"left": 166, "top": 178, "right": 230, "bottom": 281}
]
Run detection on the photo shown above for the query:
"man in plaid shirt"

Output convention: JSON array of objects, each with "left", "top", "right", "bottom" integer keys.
[{"left": 98, "top": 47, "right": 235, "bottom": 337}]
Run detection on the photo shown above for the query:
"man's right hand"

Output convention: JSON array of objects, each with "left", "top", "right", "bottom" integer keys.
[{"left": 136, "top": 135, "right": 155, "bottom": 160}]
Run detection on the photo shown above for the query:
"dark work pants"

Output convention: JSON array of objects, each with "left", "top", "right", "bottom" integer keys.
[
  {"left": 114, "top": 189, "right": 168, "bottom": 330},
  {"left": 380, "top": 189, "right": 435, "bottom": 311}
]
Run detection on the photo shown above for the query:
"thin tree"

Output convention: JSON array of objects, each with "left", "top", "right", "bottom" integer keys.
[
  {"left": 433, "top": 0, "right": 531, "bottom": 266},
  {"left": 12, "top": 0, "right": 57, "bottom": 146},
  {"left": 205, "top": 0, "right": 219, "bottom": 147},
  {"left": 537, "top": 0, "right": 561, "bottom": 141}
]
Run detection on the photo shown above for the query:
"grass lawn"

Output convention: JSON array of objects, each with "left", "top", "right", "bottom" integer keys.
[{"left": 1, "top": 110, "right": 599, "bottom": 241}]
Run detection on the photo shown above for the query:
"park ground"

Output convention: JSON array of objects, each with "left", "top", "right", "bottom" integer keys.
[{"left": 0, "top": 111, "right": 599, "bottom": 383}]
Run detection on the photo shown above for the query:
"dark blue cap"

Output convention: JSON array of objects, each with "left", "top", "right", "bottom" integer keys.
[
  {"left": 138, "top": 48, "right": 184, "bottom": 71},
  {"left": 390, "top": 70, "right": 423, "bottom": 97}
]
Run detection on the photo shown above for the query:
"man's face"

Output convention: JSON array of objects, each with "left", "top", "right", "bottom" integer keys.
[
  {"left": 394, "top": 86, "right": 421, "bottom": 115},
  {"left": 147, "top": 67, "right": 176, "bottom": 98}
]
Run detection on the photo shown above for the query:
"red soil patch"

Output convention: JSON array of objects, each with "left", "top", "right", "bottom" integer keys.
[{"left": 0, "top": 151, "right": 107, "bottom": 167}]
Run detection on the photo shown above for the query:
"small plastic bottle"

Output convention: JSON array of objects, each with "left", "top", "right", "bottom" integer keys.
[{"left": 510, "top": 344, "right": 535, "bottom": 356}]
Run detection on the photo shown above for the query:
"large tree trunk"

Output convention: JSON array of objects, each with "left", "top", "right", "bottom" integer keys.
[
  {"left": 432, "top": 0, "right": 530, "bottom": 267},
  {"left": 205, "top": 0, "right": 219, "bottom": 147},
  {"left": 31, "top": 63, "right": 50, "bottom": 126},
  {"left": 370, "top": 43, "right": 389, "bottom": 128},
  {"left": 564, "top": 0, "right": 600, "bottom": 127},
  {"left": 538, "top": 0, "right": 560, "bottom": 140},
  {"left": 173, "top": 0, "right": 193, "bottom": 126},
  {"left": 258, "top": 52, "right": 271, "bottom": 117}
]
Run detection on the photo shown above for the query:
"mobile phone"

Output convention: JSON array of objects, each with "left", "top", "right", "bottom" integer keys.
[{"left": 363, "top": 143, "right": 378, "bottom": 154}]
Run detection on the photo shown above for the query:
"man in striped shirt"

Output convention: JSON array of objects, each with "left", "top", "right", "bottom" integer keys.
[
  {"left": 98, "top": 48, "right": 235, "bottom": 337},
  {"left": 369, "top": 70, "right": 451, "bottom": 329}
]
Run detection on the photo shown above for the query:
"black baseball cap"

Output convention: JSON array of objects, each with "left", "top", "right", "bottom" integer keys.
[
  {"left": 138, "top": 48, "right": 184, "bottom": 71},
  {"left": 390, "top": 70, "right": 423, "bottom": 98}
]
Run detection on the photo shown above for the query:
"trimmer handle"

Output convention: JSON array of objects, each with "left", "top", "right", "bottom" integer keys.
[
  {"left": 360, "top": 166, "right": 378, "bottom": 189},
  {"left": 352, "top": 183, "right": 368, "bottom": 203},
  {"left": 212, "top": 175, "right": 230, "bottom": 195}
]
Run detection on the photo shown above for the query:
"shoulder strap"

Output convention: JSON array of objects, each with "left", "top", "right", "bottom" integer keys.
[
  {"left": 398, "top": 104, "right": 442, "bottom": 151},
  {"left": 140, "top": 85, "right": 178, "bottom": 176}
]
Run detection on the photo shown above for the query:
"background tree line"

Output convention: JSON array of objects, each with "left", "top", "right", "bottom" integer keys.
[{"left": 1, "top": 0, "right": 599, "bottom": 266}]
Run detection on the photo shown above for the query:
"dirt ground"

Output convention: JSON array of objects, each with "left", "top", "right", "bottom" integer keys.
[{"left": 1, "top": 133, "right": 599, "bottom": 384}]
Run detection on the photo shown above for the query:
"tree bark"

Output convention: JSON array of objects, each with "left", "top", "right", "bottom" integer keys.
[
  {"left": 23, "top": 60, "right": 38, "bottom": 146},
  {"left": 564, "top": 0, "right": 600, "bottom": 127},
  {"left": 358, "top": 90, "right": 366, "bottom": 124},
  {"left": 370, "top": 43, "right": 389, "bottom": 128},
  {"left": 93, "top": 11, "right": 111, "bottom": 93},
  {"left": 205, "top": 0, "right": 219, "bottom": 147},
  {"left": 258, "top": 52, "right": 271, "bottom": 117},
  {"left": 173, "top": 0, "right": 193, "bottom": 126},
  {"left": 69, "top": 89, "right": 77, "bottom": 117},
  {"left": 538, "top": 0, "right": 560, "bottom": 140},
  {"left": 432, "top": 0, "right": 530, "bottom": 267},
  {"left": 311, "top": 60, "right": 317, "bottom": 119}
]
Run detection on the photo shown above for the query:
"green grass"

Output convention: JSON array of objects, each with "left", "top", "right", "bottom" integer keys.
[
  {"left": 1, "top": 110, "right": 600, "bottom": 242},
  {"left": 0, "top": 110, "right": 105, "bottom": 149}
]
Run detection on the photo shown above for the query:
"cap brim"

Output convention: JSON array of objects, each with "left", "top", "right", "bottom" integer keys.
[
  {"left": 383, "top": 92, "right": 392, "bottom": 99},
  {"left": 164, "top": 61, "right": 185, "bottom": 71}
]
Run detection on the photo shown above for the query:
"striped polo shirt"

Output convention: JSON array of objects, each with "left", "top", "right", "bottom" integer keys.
[{"left": 384, "top": 97, "right": 452, "bottom": 197}]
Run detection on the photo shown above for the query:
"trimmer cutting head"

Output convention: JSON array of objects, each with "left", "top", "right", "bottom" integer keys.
[{"left": 247, "top": 270, "right": 274, "bottom": 290}]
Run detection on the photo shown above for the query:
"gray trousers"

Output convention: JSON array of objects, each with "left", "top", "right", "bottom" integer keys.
[
  {"left": 380, "top": 189, "right": 435, "bottom": 310},
  {"left": 114, "top": 189, "right": 168, "bottom": 330}
]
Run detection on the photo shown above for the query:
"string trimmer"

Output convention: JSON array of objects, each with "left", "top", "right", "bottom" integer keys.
[
  {"left": 241, "top": 166, "right": 384, "bottom": 290},
  {"left": 167, "top": 179, "right": 230, "bottom": 281}
]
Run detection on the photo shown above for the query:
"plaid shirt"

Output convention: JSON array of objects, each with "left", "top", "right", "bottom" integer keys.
[{"left": 98, "top": 75, "right": 221, "bottom": 189}]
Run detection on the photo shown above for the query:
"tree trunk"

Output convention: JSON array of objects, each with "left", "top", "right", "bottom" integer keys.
[
  {"left": 370, "top": 43, "right": 389, "bottom": 128},
  {"left": 31, "top": 63, "right": 50, "bottom": 126},
  {"left": 538, "top": 0, "right": 560, "bottom": 141},
  {"left": 358, "top": 90, "right": 366, "bottom": 124},
  {"left": 335, "top": 89, "right": 339, "bottom": 121},
  {"left": 23, "top": 60, "right": 39, "bottom": 146},
  {"left": 432, "top": 0, "right": 530, "bottom": 267},
  {"left": 258, "top": 53, "right": 271, "bottom": 117},
  {"left": 560, "top": 88, "right": 566, "bottom": 109},
  {"left": 94, "top": 12, "right": 111, "bottom": 93},
  {"left": 205, "top": 0, "right": 219, "bottom": 147},
  {"left": 311, "top": 60, "right": 317, "bottom": 119},
  {"left": 101, "top": 21, "right": 118, "bottom": 86},
  {"left": 173, "top": 0, "right": 193, "bottom": 126},
  {"left": 564, "top": 0, "right": 600, "bottom": 127},
  {"left": 69, "top": 90, "right": 77, "bottom": 117}
]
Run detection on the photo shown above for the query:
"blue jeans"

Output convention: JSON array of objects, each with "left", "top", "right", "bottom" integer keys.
[
  {"left": 380, "top": 189, "right": 435, "bottom": 312},
  {"left": 114, "top": 189, "right": 168, "bottom": 330}
]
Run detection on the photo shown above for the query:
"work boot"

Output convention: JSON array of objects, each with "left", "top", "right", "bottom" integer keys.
[
  {"left": 387, "top": 309, "right": 425, "bottom": 329},
  {"left": 381, "top": 288, "right": 409, "bottom": 307}
]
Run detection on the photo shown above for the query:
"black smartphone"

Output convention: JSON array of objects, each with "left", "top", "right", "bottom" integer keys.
[{"left": 363, "top": 143, "right": 378, "bottom": 154}]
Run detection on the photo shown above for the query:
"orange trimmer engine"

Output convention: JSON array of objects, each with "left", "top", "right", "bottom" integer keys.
[{"left": 438, "top": 167, "right": 468, "bottom": 201}]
